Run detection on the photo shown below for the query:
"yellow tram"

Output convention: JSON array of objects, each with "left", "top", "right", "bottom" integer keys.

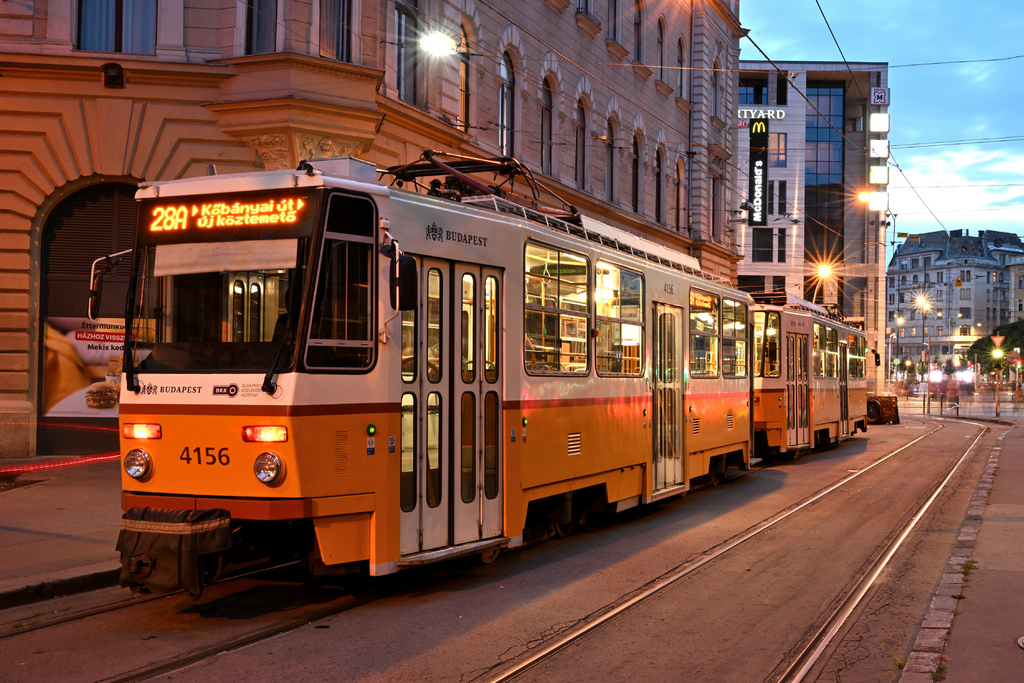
[
  {"left": 751, "top": 292, "right": 868, "bottom": 459},
  {"left": 107, "top": 153, "right": 753, "bottom": 594}
]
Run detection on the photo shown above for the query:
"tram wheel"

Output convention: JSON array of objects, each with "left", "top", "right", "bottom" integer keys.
[{"left": 480, "top": 547, "right": 501, "bottom": 564}]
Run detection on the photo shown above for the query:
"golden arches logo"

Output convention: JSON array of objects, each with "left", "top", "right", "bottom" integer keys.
[{"left": 750, "top": 121, "right": 767, "bottom": 135}]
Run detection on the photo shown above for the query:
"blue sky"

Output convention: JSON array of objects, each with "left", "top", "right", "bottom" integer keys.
[{"left": 738, "top": 1, "right": 1024, "bottom": 256}]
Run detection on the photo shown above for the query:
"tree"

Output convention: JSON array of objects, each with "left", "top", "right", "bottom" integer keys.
[
  {"left": 943, "top": 357, "right": 956, "bottom": 377},
  {"left": 966, "top": 319, "right": 1024, "bottom": 373}
]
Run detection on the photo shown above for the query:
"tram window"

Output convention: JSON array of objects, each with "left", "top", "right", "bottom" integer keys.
[
  {"left": 524, "top": 242, "right": 590, "bottom": 374},
  {"left": 232, "top": 279, "right": 245, "bottom": 339},
  {"left": 849, "top": 333, "right": 866, "bottom": 379},
  {"left": 461, "top": 392, "right": 476, "bottom": 503},
  {"left": 401, "top": 307, "right": 416, "bottom": 382},
  {"left": 596, "top": 261, "right": 644, "bottom": 376},
  {"left": 426, "top": 392, "right": 442, "bottom": 507},
  {"left": 826, "top": 327, "right": 839, "bottom": 378},
  {"left": 813, "top": 323, "right": 826, "bottom": 378},
  {"left": 722, "top": 298, "right": 747, "bottom": 377},
  {"left": 484, "top": 276, "right": 499, "bottom": 383},
  {"left": 400, "top": 394, "right": 416, "bottom": 511},
  {"left": 306, "top": 193, "right": 376, "bottom": 370},
  {"left": 427, "top": 269, "right": 442, "bottom": 383},
  {"left": 248, "top": 282, "right": 262, "bottom": 341},
  {"left": 689, "top": 289, "right": 719, "bottom": 377},
  {"left": 484, "top": 392, "right": 499, "bottom": 498},
  {"left": 462, "top": 274, "right": 476, "bottom": 383},
  {"left": 754, "top": 311, "right": 781, "bottom": 378}
]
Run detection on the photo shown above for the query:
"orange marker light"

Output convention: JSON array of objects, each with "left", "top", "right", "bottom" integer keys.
[
  {"left": 122, "top": 423, "right": 162, "bottom": 439},
  {"left": 242, "top": 426, "right": 288, "bottom": 443}
]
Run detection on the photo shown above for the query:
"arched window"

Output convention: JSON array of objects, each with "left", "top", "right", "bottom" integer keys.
[
  {"left": 605, "top": 120, "right": 616, "bottom": 202},
  {"left": 654, "top": 149, "right": 664, "bottom": 223},
  {"left": 711, "top": 60, "right": 721, "bottom": 118},
  {"left": 540, "top": 79, "right": 553, "bottom": 175},
  {"left": 675, "top": 160, "right": 685, "bottom": 229},
  {"left": 676, "top": 38, "right": 686, "bottom": 98},
  {"left": 631, "top": 134, "right": 642, "bottom": 214},
  {"left": 633, "top": 1, "right": 643, "bottom": 62},
  {"left": 459, "top": 25, "right": 471, "bottom": 130},
  {"left": 499, "top": 53, "right": 515, "bottom": 156},
  {"left": 656, "top": 19, "right": 665, "bottom": 81},
  {"left": 575, "top": 101, "right": 587, "bottom": 189}
]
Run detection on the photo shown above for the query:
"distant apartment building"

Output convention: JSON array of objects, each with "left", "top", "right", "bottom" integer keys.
[
  {"left": 886, "top": 230, "right": 1024, "bottom": 370},
  {"left": 734, "top": 60, "right": 890, "bottom": 390}
]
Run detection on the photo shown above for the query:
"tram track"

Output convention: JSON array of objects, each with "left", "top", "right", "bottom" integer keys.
[
  {"left": 0, "top": 420, "right": 991, "bottom": 682},
  {"left": 0, "top": 561, "right": 305, "bottom": 641},
  {"left": 478, "top": 418, "right": 986, "bottom": 683}
]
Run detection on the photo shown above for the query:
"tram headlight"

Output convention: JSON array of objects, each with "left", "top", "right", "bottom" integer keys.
[
  {"left": 254, "top": 452, "right": 284, "bottom": 486},
  {"left": 124, "top": 449, "right": 152, "bottom": 480}
]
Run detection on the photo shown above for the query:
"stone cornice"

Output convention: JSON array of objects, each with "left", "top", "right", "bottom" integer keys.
[
  {"left": 0, "top": 52, "right": 234, "bottom": 86},
  {"left": 211, "top": 52, "right": 384, "bottom": 89}
]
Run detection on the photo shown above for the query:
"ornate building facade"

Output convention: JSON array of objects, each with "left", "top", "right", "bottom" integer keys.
[{"left": 0, "top": 0, "right": 744, "bottom": 456}]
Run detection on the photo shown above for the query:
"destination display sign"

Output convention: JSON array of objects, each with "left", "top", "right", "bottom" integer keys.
[
  {"left": 690, "top": 289, "right": 717, "bottom": 310},
  {"left": 138, "top": 189, "right": 319, "bottom": 245}
]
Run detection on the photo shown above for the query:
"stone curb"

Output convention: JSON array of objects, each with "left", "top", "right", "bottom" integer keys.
[{"left": 898, "top": 432, "right": 1006, "bottom": 680}]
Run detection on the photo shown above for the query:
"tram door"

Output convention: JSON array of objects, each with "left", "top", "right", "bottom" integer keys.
[
  {"left": 400, "top": 259, "right": 503, "bottom": 557},
  {"left": 653, "top": 303, "right": 685, "bottom": 491},
  {"left": 786, "top": 333, "right": 810, "bottom": 447},
  {"left": 839, "top": 343, "right": 850, "bottom": 436}
]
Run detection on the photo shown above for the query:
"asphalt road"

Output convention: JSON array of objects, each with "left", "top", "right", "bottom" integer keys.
[{"left": 0, "top": 416, "right": 991, "bottom": 682}]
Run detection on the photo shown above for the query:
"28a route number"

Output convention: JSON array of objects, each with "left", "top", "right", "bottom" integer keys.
[{"left": 180, "top": 446, "right": 230, "bottom": 466}]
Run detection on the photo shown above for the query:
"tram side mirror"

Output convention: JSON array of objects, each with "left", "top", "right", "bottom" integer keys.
[
  {"left": 88, "top": 269, "right": 104, "bottom": 321},
  {"left": 387, "top": 249, "right": 418, "bottom": 311},
  {"left": 397, "top": 255, "right": 417, "bottom": 311}
]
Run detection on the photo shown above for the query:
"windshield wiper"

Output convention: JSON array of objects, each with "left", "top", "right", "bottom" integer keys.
[{"left": 261, "top": 328, "right": 292, "bottom": 396}]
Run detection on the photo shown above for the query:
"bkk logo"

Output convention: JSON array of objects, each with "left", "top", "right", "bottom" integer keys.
[{"left": 213, "top": 384, "right": 239, "bottom": 398}]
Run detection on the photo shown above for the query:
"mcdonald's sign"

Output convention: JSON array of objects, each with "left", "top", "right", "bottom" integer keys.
[{"left": 748, "top": 118, "right": 769, "bottom": 226}]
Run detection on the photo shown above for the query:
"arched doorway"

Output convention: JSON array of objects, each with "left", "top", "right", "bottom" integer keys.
[{"left": 38, "top": 182, "right": 137, "bottom": 454}]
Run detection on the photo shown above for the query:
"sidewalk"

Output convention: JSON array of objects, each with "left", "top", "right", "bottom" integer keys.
[
  {"left": 0, "top": 455, "right": 123, "bottom": 609},
  {"left": 901, "top": 411, "right": 1024, "bottom": 681}
]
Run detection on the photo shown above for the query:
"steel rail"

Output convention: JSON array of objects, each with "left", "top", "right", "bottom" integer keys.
[
  {"left": 0, "top": 561, "right": 301, "bottom": 641},
  {"left": 480, "top": 421, "right": 961, "bottom": 683},
  {"left": 778, "top": 418, "right": 991, "bottom": 682}
]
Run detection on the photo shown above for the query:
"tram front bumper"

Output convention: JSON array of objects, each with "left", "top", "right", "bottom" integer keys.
[{"left": 115, "top": 507, "right": 232, "bottom": 596}]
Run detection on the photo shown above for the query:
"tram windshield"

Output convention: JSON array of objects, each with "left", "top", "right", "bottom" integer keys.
[
  {"left": 129, "top": 241, "right": 302, "bottom": 372},
  {"left": 128, "top": 189, "right": 320, "bottom": 373}
]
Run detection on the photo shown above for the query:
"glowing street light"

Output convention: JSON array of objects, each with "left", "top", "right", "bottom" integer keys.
[{"left": 420, "top": 31, "right": 458, "bottom": 56}]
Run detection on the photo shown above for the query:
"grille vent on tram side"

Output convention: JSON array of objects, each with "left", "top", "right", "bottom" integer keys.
[
  {"left": 692, "top": 417, "right": 701, "bottom": 435},
  {"left": 335, "top": 432, "right": 349, "bottom": 474},
  {"left": 726, "top": 413, "right": 734, "bottom": 430},
  {"left": 568, "top": 432, "right": 581, "bottom": 456}
]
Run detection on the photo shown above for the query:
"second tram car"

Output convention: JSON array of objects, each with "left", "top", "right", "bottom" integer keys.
[
  {"left": 106, "top": 152, "right": 754, "bottom": 594},
  {"left": 751, "top": 292, "right": 868, "bottom": 458}
]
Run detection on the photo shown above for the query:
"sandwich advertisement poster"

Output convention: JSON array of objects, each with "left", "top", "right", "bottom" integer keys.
[{"left": 43, "top": 317, "right": 125, "bottom": 419}]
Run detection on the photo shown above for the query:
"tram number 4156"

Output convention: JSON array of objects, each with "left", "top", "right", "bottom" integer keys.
[{"left": 180, "top": 446, "right": 230, "bottom": 466}]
